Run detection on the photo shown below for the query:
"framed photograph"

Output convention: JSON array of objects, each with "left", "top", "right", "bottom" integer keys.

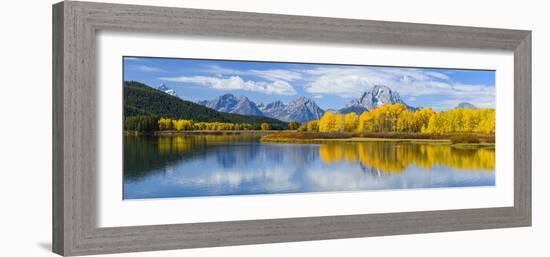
[{"left": 53, "top": 1, "right": 531, "bottom": 256}]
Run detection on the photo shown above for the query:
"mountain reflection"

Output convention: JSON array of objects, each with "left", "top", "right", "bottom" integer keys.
[
  {"left": 124, "top": 135, "right": 495, "bottom": 199},
  {"left": 126, "top": 135, "right": 495, "bottom": 180}
]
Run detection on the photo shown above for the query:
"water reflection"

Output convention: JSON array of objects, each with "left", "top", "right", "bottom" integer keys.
[
  {"left": 123, "top": 135, "right": 495, "bottom": 199},
  {"left": 319, "top": 143, "right": 495, "bottom": 172}
]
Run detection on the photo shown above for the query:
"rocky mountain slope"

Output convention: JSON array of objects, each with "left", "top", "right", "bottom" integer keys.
[
  {"left": 194, "top": 85, "right": 422, "bottom": 123},
  {"left": 199, "top": 94, "right": 325, "bottom": 123},
  {"left": 200, "top": 94, "right": 264, "bottom": 116},
  {"left": 339, "top": 85, "right": 417, "bottom": 113}
]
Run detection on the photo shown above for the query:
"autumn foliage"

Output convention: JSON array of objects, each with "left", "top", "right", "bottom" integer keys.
[
  {"left": 305, "top": 103, "right": 495, "bottom": 134},
  {"left": 144, "top": 103, "right": 496, "bottom": 135},
  {"left": 288, "top": 120, "right": 301, "bottom": 130},
  {"left": 260, "top": 123, "right": 271, "bottom": 130},
  {"left": 157, "top": 117, "right": 257, "bottom": 131},
  {"left": 318, "top": 142, "right": 495, "bottom": 172}
]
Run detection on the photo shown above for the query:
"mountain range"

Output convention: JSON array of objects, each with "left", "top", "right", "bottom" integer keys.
[
  {"left": 127, "top": 81, "right": 486, "bottom": 127},
  {"left": 261, "top": 96, "right": 325, "bottom": 123},
  {"left": 199, "top": 94, "right": 325, "bottom": 123},
  {"left": 198, "top": 85, "right": 416, "bottom": 123},
  {"left": 124, "top": 81, "right": 288, "bottom": 129},
  {"left": 197, "top": 94, "right": 264, "bottom": 116}
]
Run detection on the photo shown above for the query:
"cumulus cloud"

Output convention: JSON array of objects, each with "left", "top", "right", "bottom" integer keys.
[
  {"left": 168, "top": 167, "right": 299, "bottom": 192},
  {"left": 202, "top": 65, "right": 302, "bottom": 82},
  {"left": 302, "top": 66, "right": 494, "bottom": 109},
  {"left": 251, "top": 69, "right": 302, "bottom": 82},
  {"left": 159, "top": 75, "right": 297, "bottom": 95},
  {"left": 132, "top": 65, "right": 164, "bottom": 72},
  {"left": 159, "top": 62, "right": 493, "bottom": 109}
]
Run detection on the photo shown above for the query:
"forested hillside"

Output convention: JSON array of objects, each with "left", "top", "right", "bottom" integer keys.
[{"left": 123, "top": 81, "right": 287, "bottom": 131}]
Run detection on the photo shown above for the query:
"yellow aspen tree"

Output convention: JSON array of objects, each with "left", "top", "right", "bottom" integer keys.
[
  {"left": 260, "top": 123, "right": 270, "bottom": 130},
  {"left": 414, "top": 108, "right": 435, "bottom": 132},
  {"left": 307, "top": 120, "right": 320, "bottom": 131},
  {"left": 462, "top": 109, "right": 479, "bottom": 132},
  {"left": 288, "top": 120, "right": 300, "bottom": 130},
  {"left": 173, "top": 120, "right": 184, "bottom": 131},
  {"left": 344, "top": 112, "right": 359, "bottom": 132},
  {"left": 387, "top": 103, "right": 408, "bottom": 132},
  {"left": 449, "top": 109, "right": 464, "bottom": 132},
  {"left": 171, "top": 119, "right": 178, "bottom": 131},
  {"left": 485, "top": 109, "right": 496, "bottom": 134},
  {"left": 167, "top": 118, "right": 174, "bottom": 130},
  {"left": 397, "top": 110, "right": 413, "bottom": 132},
  {"left": 334, "top": 113, "right": 345, "bottom": 132},
  {"left": 158, "top": 118, "right": 171, "bottom": 130},
  {"left": 424, "top": 114, "right": 443, "bottom": 134},
  {"left": 158, "top": 118, "right": 164, "bottom": 130},
  {"left": 358, "top": 111, "right": 374, "bottom": 132},
  {"left": 474, "top": 109, "right": 495, "bottom": 134},
  {"left": 181, "top": 120, "right": 194, "bottom": 130},
  {"left": 319, "top": 112, "right": 336, "bottom": 132}
]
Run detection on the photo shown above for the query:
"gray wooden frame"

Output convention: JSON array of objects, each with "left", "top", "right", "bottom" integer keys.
[{"left": 52, "top": 1, "right": 531, "bottom": 256}]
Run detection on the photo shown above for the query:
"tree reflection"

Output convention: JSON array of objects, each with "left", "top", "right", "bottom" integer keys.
[
  {"left": 125, "top": 135, "right": 259, "bottom": 181},
  {"left": 319, "top": 142, "right": 495, "bottom": 173},
  {"left": 125, "top": 135, "right": 495, "bottom": 184},
  {"left": 124, "top": 135, "right": 496, "bottom": 199}
]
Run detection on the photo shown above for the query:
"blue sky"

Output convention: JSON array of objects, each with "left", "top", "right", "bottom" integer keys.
[{"left": 123, "top": 56, "right": 495, "bottom": 111}]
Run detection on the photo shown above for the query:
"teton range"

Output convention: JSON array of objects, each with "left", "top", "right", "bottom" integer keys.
[{"left": 123, "top": 57, "right": 495, "bottom": 199}]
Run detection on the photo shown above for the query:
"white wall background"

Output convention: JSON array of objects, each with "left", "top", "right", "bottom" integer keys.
[{"left": 0, "top": 0, "right": 547, "bottom": 256}]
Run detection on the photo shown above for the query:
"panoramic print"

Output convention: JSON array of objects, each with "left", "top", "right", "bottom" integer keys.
[{"left": 123, "top": 57, "right": 496, "bottom": 199}]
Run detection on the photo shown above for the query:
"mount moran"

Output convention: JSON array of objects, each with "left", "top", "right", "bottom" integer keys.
[{"left": 195, "top": 85, "right": 416, "bottom": 123}]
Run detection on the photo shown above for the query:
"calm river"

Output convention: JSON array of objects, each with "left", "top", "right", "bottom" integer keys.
[{"left": 123, "top": 134, "right": 495, "bottom": 199}]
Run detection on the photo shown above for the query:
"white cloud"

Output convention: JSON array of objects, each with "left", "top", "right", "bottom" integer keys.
[
  {"left": 432, "top": 96, "right": 495, "bottom": 110},
  {"left": 159, "top": 75, "right": 296, "bottom": 95},
  {"left": 201, "top": 64, "right": 242, "bottom": 75},
  {"left": 425, "top": 71, "right": 450, "bottom": 80},
  {"left": 304, "top": 67, "right": 393, "bottom": 97},
  {"left": 163, "top": 63, "right": 493, "bottom": 109},
  {"left": 202, "top": 65, "right": 302, "bottom": 82},
  {"left": 133, "top": 65, "right": 164, "bottom": 72},
  {"left": 168, "top": 167, "right": 298, "bottom": 192},
  {"left": 302, "top": 66, "right": 494, "bottom": 109},
  {"left": 250, "top": 69, "right": 302, "bottom": 82}
]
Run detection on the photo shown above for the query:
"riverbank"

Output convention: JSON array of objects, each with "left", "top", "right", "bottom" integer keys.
[
  {"left": 124, "top": 130, "right": 289, "bottom": 136},
  {"left": 125, "top": 130, "right": 495, "bottom": 147},
  {"left": 260, "top": 132, "right": 495, "bottom": 147},
  {"left": 154, "top": 130, "right": 288, "bottom": 136}
]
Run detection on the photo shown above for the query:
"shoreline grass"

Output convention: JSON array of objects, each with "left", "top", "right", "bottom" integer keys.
[
  {"left": 260, "top": 131, "right": 495, "bottom": 146},
  {"left": 126, "top": 130, "right": 495, "bottom": 147},
  {"left": 125, "top": 130, "right": 283, "bottom": 136},
  {"left": 260, "top": 137, "right": 450, "bottom": 144}
]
